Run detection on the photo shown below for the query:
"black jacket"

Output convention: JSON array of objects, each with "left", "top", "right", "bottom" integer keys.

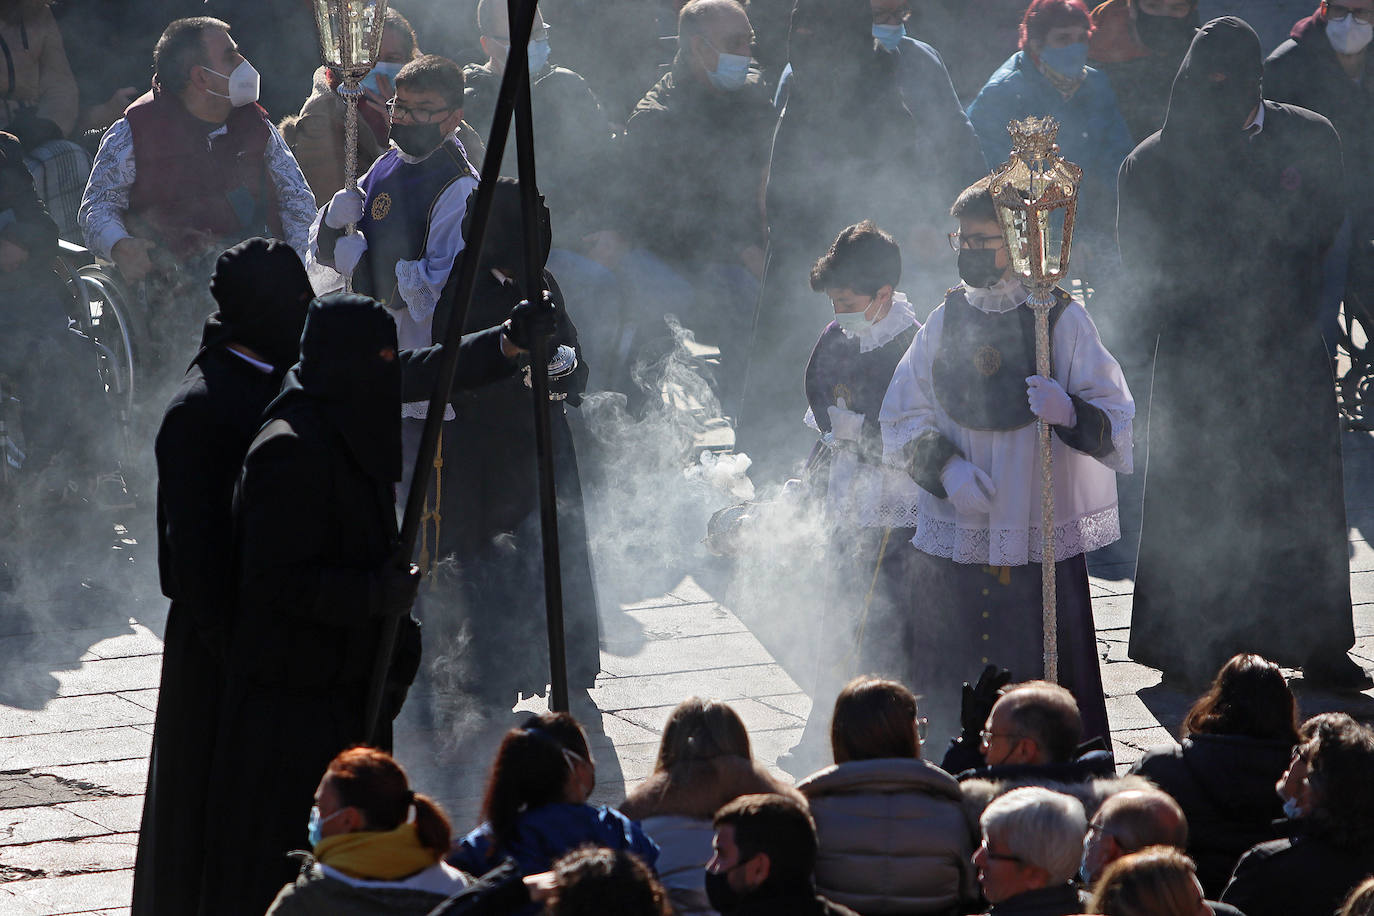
[
  {"left": 735, "top": 889, "right": 862, "bottom": 916},
  {"left": 1129, "top": 734, "right": 1291, "bottom": 896},
  {"left": 984, "top": 885, "right": 1087, "bottom": 916},
  {"left": 1221, "top": 833, "right": 1374, "bottom": 916}
]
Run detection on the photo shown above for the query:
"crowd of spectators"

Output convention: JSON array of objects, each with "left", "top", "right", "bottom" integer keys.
[{"left": 248, "top": 657, "right": 1372, "bottom": 915}]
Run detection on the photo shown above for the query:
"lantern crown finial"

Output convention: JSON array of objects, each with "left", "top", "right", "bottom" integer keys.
[{"left": 1006, "top": 116, "right": 1060, "bottom": 160}]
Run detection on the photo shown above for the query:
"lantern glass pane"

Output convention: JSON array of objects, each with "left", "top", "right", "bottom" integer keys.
[{"left": 314, "top": 0, "right": 385, "bottom": 70}]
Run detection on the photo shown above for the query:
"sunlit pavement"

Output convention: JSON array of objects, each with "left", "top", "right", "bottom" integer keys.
[{"left": 0, "top": 432, "right": 1370, "bottom": 915}]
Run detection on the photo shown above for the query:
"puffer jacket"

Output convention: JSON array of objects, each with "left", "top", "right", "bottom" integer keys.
[
  {"left": 798, "top": 758, "right": 979, "bottom": 915},
  {"left": 265, "top": 859, "right": 469, "bottom": 915}
]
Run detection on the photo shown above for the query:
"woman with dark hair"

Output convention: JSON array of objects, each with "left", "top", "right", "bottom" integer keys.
[
  {"left": 619, "top": 699, "right": 800, "bottom": 915},
  {"left": 1221, "top": 717, "right": 1374, "bottom": 916},
  {"left": 795, "top": 676, "right": 979, "bottom": 914},
  {"left": 265, "top": 746, "right": 467, "bottom": 914},
  {"left": 448, "top": 712, "right": 658, "bottom": 914},
  {"left": 966, "top": 0, "right": 1132, "bottom": 273},
  {"left": 1130, "top": 654, "right": 1300, "bottom": 894}
]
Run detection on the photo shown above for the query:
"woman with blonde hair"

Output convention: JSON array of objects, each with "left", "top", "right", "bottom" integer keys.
[
  {"left": 619, "top": 698, "right": 800, "bottom": 915},
  {"left": 1341, "top": 878, "right": 1374, "bottom": 916},
  {"left": 1088, "top": 847, "right": 1211, "bottom": 916}
]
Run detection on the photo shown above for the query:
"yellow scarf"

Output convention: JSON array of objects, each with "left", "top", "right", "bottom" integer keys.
[{"left": 314, "top": 822, "right": 438, "bottom": 881}]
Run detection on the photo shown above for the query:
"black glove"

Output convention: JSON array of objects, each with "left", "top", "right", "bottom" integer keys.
[
  {"left": 505, "top": 292, "right": 558, "bottom": 351},
  {"left": 960, "top": 663, "right": 1013, "bottom": 740},
  {"left": 373, "top": 563, "right": 421, "bottom": 619}
]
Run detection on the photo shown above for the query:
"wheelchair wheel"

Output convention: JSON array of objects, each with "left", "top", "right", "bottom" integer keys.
[
  {"left": 75, "top": 264, "right": 144, "bottom": 415},
  {"left": 1338, "top": 292, "right": 1373, "bottom": 432}
]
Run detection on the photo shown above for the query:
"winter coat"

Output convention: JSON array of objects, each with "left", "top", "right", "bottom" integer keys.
[
  {"left": 448, "top": 802, "right": 658, "bottom": 915},
  {"left": 957, "top": 756, "right": 1151, "bottom": 828},
  {"left": 0, "top": 6, "right": 77, "bottom": 139},
  {"left": 733, "top": 889, "right": 863, "bottom": 916},
  {"left": 1221, "top": 832, "right": 1374, "bottom": 916},
  {"left": 621, "top": 756, "right": 801, "bottom": 916},
  {"left": 797, "top": 758, "right": 979, "bottom": 915},
  {"left": 266, "top": 860, "right": 469, "bottom": 915},
  {"left": 1129, "top": 734, "right": 1291, "bottom": 896},
  {"left": 966, "top": 51, "right": 1132, "bottom": 234}
]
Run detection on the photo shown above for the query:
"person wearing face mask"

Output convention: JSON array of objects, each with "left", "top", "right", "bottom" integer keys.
[
  {"left": 777, "top": 223, "right": 921, "bottom": 771},
  {"left": 604, "top": 0, "right": 775, "bottom": 399},
  {"left": 77, "top": 16, "right": 317, "bottom": 372},
  {"left": 264, "top": 746, "right": 468, "bottom": 915},
  {"left": 879, "top": 177, "right": 1133, "bottom": 751},
  {"left": 1088, "top": 0, "right": 1200, "bottom": 143},
  {"left": 1118, "top": 18, "right": 1367, "bottom": 691},
  {"left": 310, "top": 53, "right": 483, "bottom": 475},
  {"left": 967, "top": 0, "right": 1133, "bottom": 283},
  {"left": 1266, "top": 0, "right": 1374, "bottom": 359},
  {"left": 704, "top": 794, "right": 860, "bottom": 916},
  {"left": 281, "top": 9, "right": 486, "bottom": 210}
]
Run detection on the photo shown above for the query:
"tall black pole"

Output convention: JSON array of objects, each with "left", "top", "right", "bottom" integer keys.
[
  {"left": 509, "top": 0, "right": 570, "bottom": 713},
  {"left": 363, "top": 0, "right": 561, "bottom": 742}
]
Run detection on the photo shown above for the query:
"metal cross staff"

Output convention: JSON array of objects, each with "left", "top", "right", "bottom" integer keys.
[{"left": 988, "top": 116, "right": 1083, "bottom": 683}]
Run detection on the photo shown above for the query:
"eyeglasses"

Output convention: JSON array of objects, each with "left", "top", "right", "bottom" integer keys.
[
  {"left": 916, "top": 716, "right": 929, "bottom": 746},
  {"left": 1327, "top": 4, "right": 1374, "bottom": 23},
  {"left": 949, "top": 231, "right": 1006, "bottom": 251},
  {"left": 979, "top": 728, "right": 1025, "bottom": 748},
  {"left": 385, "top": 98, "right": 455, "bottom": 123},
  {"left": 978, "top": 839, "right": 1024, "bottom": 864}
]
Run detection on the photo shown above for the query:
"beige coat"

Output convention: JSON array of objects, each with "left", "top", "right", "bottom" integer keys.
[
  {"left": 0, "top": 6, "right": 77, "bottom": 137},
  {"left": 799, "top": 758, "right": 980, "bottom": 915}
]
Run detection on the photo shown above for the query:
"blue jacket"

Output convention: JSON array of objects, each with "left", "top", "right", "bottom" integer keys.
[
  {"left": 966, "top": 51, "right": 1132, "bottom": 228},
  {"left": 448, "top": 803, "right": 660, "bottom": 882}
]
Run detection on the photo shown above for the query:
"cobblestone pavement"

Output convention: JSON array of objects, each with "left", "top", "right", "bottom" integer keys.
[{"left": 0, "top": 432, "right": 1370, "bottom": 915}]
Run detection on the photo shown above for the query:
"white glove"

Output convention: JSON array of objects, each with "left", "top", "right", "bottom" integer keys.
[
  {"left": 1026, "top": 375, "right": 1075, "bottom": 427},
  {"left": 333, "top": 232, "right": 368, "bottom": 277},
  {"left": 827, "top": 398, "right": 865, "bottom": 442},
  {"left": 324, "top": 188, "right": 366, "bottom": 229},
  {"left": 940, "top": 457, "right": 996, "bottom": 515}
]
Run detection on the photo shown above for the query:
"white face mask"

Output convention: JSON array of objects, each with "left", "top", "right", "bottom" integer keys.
[
  {"left": 1327, "top": 13, "right": 1374, "bottom": 55},
  {"left": 203, "top": 59, "right": 261, "bottom": 107}
]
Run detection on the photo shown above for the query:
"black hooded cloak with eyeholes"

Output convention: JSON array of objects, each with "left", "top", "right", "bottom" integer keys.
[
  {"left": 139, "top": 237, "right": 314, "bottom": 916},
  {"left": 204, "top": 293, "right": 424, "bottom": 915},
  {"left": 1117, "top": 17, "right": 1354, "bottom": 683}
]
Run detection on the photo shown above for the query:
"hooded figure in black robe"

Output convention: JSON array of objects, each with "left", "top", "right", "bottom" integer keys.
[
  {"left": 425, "top": 177, "right": 600, "bottom": 710},
  {"left": 1118, "top": 18, "right": 1362, "bottom": 688},
  {"left": 136, "top": 237, "right": 314, "bottom": 916},
  {"left": 200, "top": 294, "right": 460, "bottom": 916}
]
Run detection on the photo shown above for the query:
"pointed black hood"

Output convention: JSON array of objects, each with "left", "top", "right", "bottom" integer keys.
[
  {"left": 1161, "top": 17, "right": 1263, "bottom": 149},
  {"left": 199, "top": 237, "right": 314, "bottom": 371}
]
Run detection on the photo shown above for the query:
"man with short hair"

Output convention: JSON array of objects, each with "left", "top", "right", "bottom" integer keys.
[
  {"left": 707, "top": 794, "right": 860, "bottom": 915},
  {"left": 981, "top": 682, "right": 1087, "bottom": 770},
  {"left": 1081, "top": 789, "right": 1243, "bottom": 915},
  {"left": 973, "top": 786, "right": 1088, "bottom": 915},
  {"left": 78, "top": 16, "right": 316, "bottom": 367}
]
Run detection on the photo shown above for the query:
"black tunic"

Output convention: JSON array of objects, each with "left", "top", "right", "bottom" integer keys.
[{"left": 1118, "top": 19, "right": 1353, "bottom": 681}]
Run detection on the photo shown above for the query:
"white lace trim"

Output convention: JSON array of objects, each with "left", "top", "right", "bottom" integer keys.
[
  {"left": 849, "top": 295, "right": 917, "bottom": 353},
  {"left": 1099, "top": 405, "right": 1134, "bottom": 474},
  {"left": 396, "top": 258, "right": 440, "bottom": 325},
  {"left": 912, "top": 504, "right": 1120, "bottom": 565}
]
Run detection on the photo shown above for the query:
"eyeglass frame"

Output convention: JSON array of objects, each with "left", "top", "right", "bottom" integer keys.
[
  {"left": 385, "top": 97, "right": 457, "bottom": 123},
  {"left": 949, "top": 230, "right": 1007, "bottom": 251},
  {"left": 977, "top": 837, "right": 1025, "bottom": 865},
  {"left": 1326, "top": 3, "right": 1374, "bottom": 23},
  {"left": 872, "top": 2, "right": 911, "bottom": 25},
  {"left": 979, "top": 728, "right": 1026, "bottom": 749}
]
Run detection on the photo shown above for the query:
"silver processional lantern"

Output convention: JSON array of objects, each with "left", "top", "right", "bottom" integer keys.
[{"left": 312, "top": 0, "right": 389, "bottom": 292}]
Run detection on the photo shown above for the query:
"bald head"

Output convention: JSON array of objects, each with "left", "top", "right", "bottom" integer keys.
[{"left": 1082, "top": 789, "right": 1189, "bottom": 885}]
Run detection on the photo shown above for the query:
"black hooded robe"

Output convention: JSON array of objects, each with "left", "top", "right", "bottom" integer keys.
[{"left": 1118, "top": 18, "right": 1354, "bottom": 683}]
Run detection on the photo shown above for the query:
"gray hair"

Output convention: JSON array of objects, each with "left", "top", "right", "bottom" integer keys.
[
  {"left": 981, "top": 787, "right": 1087, "bottom": 884},
  {"left": 678, "top": 0, "right": 750, "bottom": 43}
]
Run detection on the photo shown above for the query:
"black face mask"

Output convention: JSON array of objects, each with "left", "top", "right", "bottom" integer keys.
[
  {"left": 389, "top": 121, "right": 444, "bottom": 157},
  {"left": 958, "top": 248, "right": 1005, "bottom": 289},
  {"left": 704, "top": 867, "right": 745, "bottom": 914},
  {"left": 1134, "top": 10, "right": 1196, "bottom": 54}
]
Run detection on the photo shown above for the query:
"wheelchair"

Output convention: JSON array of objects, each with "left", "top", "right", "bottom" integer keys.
[
  {"left": 0, "top": 242, "right": 141, "bottom": 501},
  {"left": 1338, "top": 285, "right": 1374, "bottom": 432}
]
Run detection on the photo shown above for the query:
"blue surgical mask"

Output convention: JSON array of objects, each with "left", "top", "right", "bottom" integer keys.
[
  {"left": 361, "top": 60, "right": 403, "bottom": 95},
  {"left": 834, "top": 310, "right": 873, "bottom": 334},
  {"left": 873, "top": 23, "right": 905, "bottom": 52},
  {"left": 705, "top": 40, "right": 750, "bottom": 91},
  {"left": 528, "top": 38, "right": 552, "bottom": 74},
  {"left": 1281, "top": 795, "right": 1305, "bottom": 821},
  {"left": 307, "top": 805, "right": 345, "bottom": 848},
  {"left": 1039, "top": 42, "right": 1088, "bottom": 79}
]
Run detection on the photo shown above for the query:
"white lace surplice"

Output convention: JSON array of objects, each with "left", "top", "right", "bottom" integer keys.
[{"left": 879, "top": 297, "right": 1134, "bottom": 565}]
